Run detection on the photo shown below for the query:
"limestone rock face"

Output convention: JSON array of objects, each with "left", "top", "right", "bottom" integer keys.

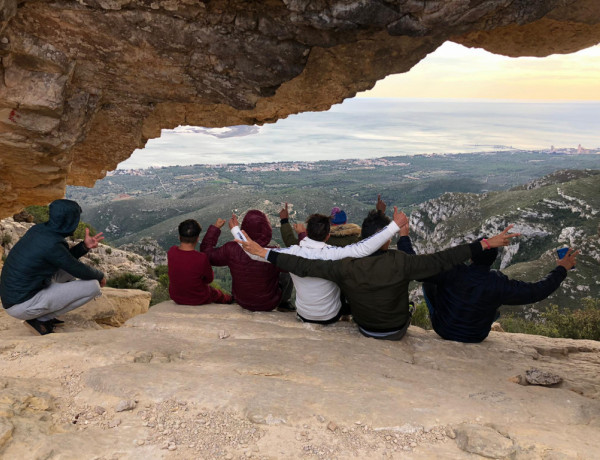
[
  {"left": 0, "top": 302, "right": 599, "bottom": 458},
  {"left": 1, "top": 1, "right": 599, "bottom": 217}
]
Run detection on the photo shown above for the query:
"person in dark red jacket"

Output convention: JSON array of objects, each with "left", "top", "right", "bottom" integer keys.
[
  {"left": 200, "top": 210, "right": 293, "bottom": 312},
  {"left": 168, "top": 219, "right": 232, "bottom": 305}
]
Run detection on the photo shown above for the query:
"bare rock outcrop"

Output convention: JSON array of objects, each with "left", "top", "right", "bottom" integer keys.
[
  {"left": 0, "top": 287, "right": 150, "bottom": 334},
  {"left": 0, "top": 302, "right": 598, "bottom": 458},
  {"left": 1, "top": 1, "right": 599, "bottom": 217}
]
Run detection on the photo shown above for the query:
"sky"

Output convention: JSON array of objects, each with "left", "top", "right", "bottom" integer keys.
[
  {"left": 118, "top": 41, "right": 600, "bottom": 168},
  {"left": 361, "top": 42, "right": 600, "bottom": 100}
]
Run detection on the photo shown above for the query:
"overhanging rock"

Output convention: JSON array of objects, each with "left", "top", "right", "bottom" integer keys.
[{"left": 0, "top": 0, "right": 599, "bottom": 217}]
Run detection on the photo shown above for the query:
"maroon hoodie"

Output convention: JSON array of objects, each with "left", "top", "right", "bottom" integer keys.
[{"left": 200, "top": 210, "right": 282, "bottom": 311}]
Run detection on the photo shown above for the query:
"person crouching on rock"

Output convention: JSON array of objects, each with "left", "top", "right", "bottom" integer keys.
[
  {"left": 167, "top": 219, "right": 232, "bottom": 306},
  {"left": 0, "top": 199, "right": 106, "bottom": 335},
  {"left": 201, "top": 210, "right": 294, "bottom": 312}
]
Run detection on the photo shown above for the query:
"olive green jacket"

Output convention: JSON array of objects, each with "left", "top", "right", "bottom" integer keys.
[{"left": 267, "top": 242, "right": 482, "bottom": 331}]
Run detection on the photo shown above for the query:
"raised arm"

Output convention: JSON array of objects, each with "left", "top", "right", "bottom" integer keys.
[
  {"left": 267, "top": 251, "right": 342, "bottom": 282},
  {"left": 500, "top": 249, "right": 578, "bottom": 305},
  {"left": 272, "top": 206, "right": 407, "bottom": 260},
  {"left": 200, "top": 224, "right": 230, "bottom": 266},
  {"left": 396, "top": 215, "right": 415, "bottom": 255}
]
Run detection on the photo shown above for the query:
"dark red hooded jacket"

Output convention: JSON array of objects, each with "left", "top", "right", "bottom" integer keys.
[{"left": 200, "top": 210, "right": 282, "bottom": 311}]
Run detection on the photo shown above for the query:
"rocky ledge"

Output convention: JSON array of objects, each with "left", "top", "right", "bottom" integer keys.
[{"left": 0, "top": 301, "right": 598, "bottom": 459}]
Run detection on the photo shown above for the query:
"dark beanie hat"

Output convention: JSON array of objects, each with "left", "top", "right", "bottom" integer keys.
[{"left": 472, "top": 238, "right": 498, "bottom": 266}]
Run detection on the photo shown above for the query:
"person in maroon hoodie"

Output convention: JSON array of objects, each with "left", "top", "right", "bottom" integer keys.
[
  {"left": 168, "top": 219, "right": 232, "bottom": 305},
  {"left": 200, "top": 210, "right": 293, "bottom": 312}
]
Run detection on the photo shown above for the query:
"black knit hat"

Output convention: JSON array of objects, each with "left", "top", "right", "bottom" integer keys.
[{"left": 472, "top": 237, "right": 498, "bottom": 266}]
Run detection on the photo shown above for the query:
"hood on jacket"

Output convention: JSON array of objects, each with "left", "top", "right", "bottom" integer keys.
[
  {"left": 241, "top": 210, "right": 272, "bottom": 247},
  {"left": 45, "top": 199, "right": 82, "bottom": 236}
]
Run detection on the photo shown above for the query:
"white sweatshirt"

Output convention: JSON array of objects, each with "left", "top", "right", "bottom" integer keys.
[{"left": 232, "top": 221, "right": 399, "bottom": 321}]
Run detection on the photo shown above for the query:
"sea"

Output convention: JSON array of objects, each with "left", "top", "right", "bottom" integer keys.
[{"left": 119, "top": 98, "right": 600, "bottom": 169}]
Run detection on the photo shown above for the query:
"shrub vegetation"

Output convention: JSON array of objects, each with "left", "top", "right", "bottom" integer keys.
[
  {"left": 107, "top": 273, "right": 148, "bottom": 291},
  {"left": 500, "top": 298, "right": 600, "bottom": 341}
]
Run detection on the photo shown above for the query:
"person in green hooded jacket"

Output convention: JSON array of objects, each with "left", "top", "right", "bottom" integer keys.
[{"left": 0, "top": 199, "right": 106, "bottom": 335}]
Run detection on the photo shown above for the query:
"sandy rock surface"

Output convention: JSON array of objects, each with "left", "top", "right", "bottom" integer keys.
[{"left": 0, "top": 301, "right": 598, "bottom": 459}]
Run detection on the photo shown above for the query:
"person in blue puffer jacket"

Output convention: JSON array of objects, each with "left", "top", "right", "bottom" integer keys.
[
  {"left": 397, "top": 229, "right": 579, "bottom": 343},
  {"left": 0, "top": 199, "right": 106, "bottom": 335}
]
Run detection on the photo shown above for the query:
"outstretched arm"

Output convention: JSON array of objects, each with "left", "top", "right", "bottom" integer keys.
[
  {"left": 501, "top": 248, "right": 578, "bottom": 305},
  {"left": 50, "top": 243, "right": 105, "bottom": 281},
  {"left": 401, "top": 225, "right": 520, "bottom": 280},
  {"left": 271, "top": 206, "right": 407, "bottom": 260}
]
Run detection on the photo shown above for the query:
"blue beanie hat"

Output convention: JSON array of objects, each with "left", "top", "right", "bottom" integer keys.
[{"left": 330, "top": 208, "right": 347, "bottom": 225}]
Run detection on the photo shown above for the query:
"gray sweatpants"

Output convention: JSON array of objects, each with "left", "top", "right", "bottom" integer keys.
[{"left": 6, "top": 270, "right": 102, "bottom": 322}]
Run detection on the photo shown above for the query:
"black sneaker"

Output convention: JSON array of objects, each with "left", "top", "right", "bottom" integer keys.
[
  {"left": 24, "top": 319, "right": 54, "bottom": 336},
  {"left": 277, "top": 302, "right": 296, "bottom": 313}
]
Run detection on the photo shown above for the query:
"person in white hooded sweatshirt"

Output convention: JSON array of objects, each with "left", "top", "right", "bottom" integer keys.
[{"left": 230, "top": 206, "right": 408, "bottom": 324}]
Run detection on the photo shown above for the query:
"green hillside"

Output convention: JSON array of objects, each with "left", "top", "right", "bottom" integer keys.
[{"left": 410, "top": 172, "right": 600, "bottom": 312}]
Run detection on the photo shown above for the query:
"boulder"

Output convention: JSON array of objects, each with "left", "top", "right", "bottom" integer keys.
[
  {"left": 62, "top": 288, "right": 151, "bottom": 328},
  {"left": 454, "top": 424, "right": 516, "bottom": 458},
  {"left": 0, "top": 288, "right": 150, "bottom": 336}
]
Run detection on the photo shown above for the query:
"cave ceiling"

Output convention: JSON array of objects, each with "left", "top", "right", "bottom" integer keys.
[{"left": 0, "top": 0, "right": 599, "bottom": 217}]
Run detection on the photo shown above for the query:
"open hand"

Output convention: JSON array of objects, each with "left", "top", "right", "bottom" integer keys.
[
  {"left": 84, "top": 228, "right": 104, "bottom": 249},
  {"left": 228, "top": 213, "right": 240, "bottom": 229},
  {"left": 484, "top": 225, "right": 521, "bottom": 249},
  {"left": 376, "top": 194, "right": 387, "bottom": 214},
  {"left": 557, "top": 248, "right": 579, "bottom": 270},
  {"left": 215, "top": 218, "right": 226, "bottom": 229},
  {"left": 279, "top": 202, "right": 289, "bottom": 220},
  {"left": 235, "top": 231, "right": 268, "bottom": 258}
]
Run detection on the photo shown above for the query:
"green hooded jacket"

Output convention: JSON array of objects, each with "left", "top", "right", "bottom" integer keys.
[{"left": 1, "top": 200, "right": 104, "bottom": 309}]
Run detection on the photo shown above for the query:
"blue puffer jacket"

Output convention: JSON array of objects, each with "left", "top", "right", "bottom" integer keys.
[
  {"left": 423, "top": 264, "right": 567, "bottom": 343},
  {"left": 0, "top": 200, "right": 104, "bottom": 309},
  {"left": 398, "top": 236, "right": 567, "bottom": 343}
]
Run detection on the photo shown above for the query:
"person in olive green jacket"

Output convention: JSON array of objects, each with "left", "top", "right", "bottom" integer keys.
[{"left": 237, "top": 208, "right": 519, "bottom": 341}]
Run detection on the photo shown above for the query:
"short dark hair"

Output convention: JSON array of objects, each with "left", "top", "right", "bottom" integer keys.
[
  {"left": 361, "top": 210, "right": 391, "bottom": 239},
  {"left": 306, "top": 214, "right": 330, "bottom": 242},
  {"left": 178, "top": 219, "right": 201, "bottom": 244}
]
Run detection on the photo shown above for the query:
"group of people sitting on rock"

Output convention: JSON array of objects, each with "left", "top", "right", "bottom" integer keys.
[
  {"left": 0, "top": 197, "right": 578, "bottom": 342},
  {"left": 167, "top": 194, "right": 578, "bottom": 342}
]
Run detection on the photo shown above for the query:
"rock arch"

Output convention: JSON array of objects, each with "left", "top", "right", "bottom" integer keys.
[{"left": 0, "top": 0, "right": 599, "bottom": 217}]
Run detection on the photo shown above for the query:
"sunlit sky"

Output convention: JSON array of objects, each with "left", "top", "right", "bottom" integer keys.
[
  {"left": 119, "top": 41, "right": 600, "bottom": 168},
  {"left": 361, "top": 42, "right": 600, "bottom": 100}
]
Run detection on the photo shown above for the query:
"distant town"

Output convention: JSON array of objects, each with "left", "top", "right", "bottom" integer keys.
[{"left": 108, "top": 147, "right": 599, "bottom": 177}]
